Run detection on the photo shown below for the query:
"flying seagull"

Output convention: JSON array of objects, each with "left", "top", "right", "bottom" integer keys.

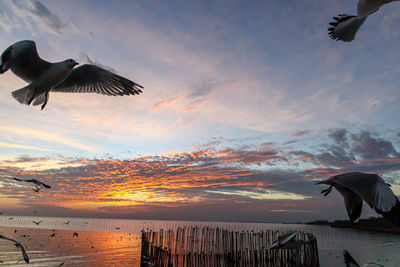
[
  {"left": 64, "top": 221, "right": 71, "bottom": 225},
  {"left": 73, "top": 232, "right": 78, "bottom": 237},
  {"left": 0, "top": 40, "right": 143, "bottom": 110},
  {"left": 328, "top": 0, "right": 400, "bottom": 42},
  {"left": 33, "top": 220, "right": 42, "bottom": 225},
  {"left": 343, "top": 250, "right": 383, "bottom": 267},
  {"left": 13, "top": 177, "right": 51, "bottom": 189},
  {"left": 268, "top": 230, "right": 305, "bottom": 249},
  {"left": 316, "top": 172, "right": 400, "bottom": 226},
  {"left": 0, "top": 235, "right": 29, "bottom": 264}
]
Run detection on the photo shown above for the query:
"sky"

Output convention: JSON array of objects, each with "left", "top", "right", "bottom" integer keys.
[{"left": 0, "top": 0, "right": 400, "bottom": 223}]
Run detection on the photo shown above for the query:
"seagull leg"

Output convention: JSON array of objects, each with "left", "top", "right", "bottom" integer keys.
[
  {"left": 27, "top": 88, "right": 37, "bottom": 106},
  {"left": 41, "top": 93, "right": 49, "bottom": 110},
  {"left": 321, "top": 185, "right": 333, "bottom": 196}
]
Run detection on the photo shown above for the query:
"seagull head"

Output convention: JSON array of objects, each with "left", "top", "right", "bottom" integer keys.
[{"left": 65, "top": 59, "right": 79, "bottom": 68}]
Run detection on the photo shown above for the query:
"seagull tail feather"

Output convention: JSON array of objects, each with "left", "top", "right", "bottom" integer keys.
[
  {"left": 32, "top": 92, "right": 46, "bottom": 106},
  {"left": 11, "top": 86, "right": 34, "bottom": 105},
  {"left": 328, "top": 14, "right": 367, "bottom": 42}
]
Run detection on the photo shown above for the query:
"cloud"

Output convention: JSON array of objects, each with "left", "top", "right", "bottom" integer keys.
[
  {"left": 0, "top": 126, "right": 95, "bottom": 152},
  {"left": 351, "top": 131, "right": 399, "bottom": 159},
  {"left": 291, "top": 130, "right": 311, "bottom": 138},
  {"left": 9, "top": 0, "right": 65, "bottom": 34},
  {"left": 150, "top": 80, "right": 215, "bottom": 112},
  {"left": 0, "top": 141, "right": 52, "bottom": 152},
  {"left": 0, "top": 128, "right": 399, "bottom": 221},
  {"left": 2, "top": 0, "right": 92, "bottom": 37},
  {"left": 150, "top": 96, "right": 183, "bottom": 111}
]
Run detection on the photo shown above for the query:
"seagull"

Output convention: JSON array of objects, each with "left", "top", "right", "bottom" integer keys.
[
  {"left": 0, "top": 40, "right": 143, "bottom": 110},
  {"left": 32, "top": 220, "right": 42, "bottom": 225},
  {"left": 0, "top": 235, "right": 29, "bottom": 264},
  {"left": 268, "top": 230, "right": 305, "bottom": 249},
  {"left": 13, "top": 177, "right": 51, "bottom": 189},
  {"left": 64, "top": 221, "right": 71, "bottom": 225},
  {"left": 343, "top": 250, "right": 383, "bottom": 267},
  {"left": 316, "top": 172, "right": 400, "bottom": 226},
  {"left": 328, "top": 0, "right": 400, "bottom": 42},
  {"left": 72, "top": 232, "right": 78, "bottom": 237},
  {"left": 58, "top": 261, "right": 66, "bottom": 267}
]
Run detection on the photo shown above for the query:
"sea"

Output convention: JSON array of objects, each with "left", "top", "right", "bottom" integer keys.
[{"left": 0, "top": 216, "right": 399, "bottom": 266}]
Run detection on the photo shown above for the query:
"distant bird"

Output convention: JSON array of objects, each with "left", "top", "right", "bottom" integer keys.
[
  {"left": 13, "top": 177, "right": 51, "bottom": 189},
  {"left": 64, "top": 221, "right": 71, "bottom": 225},
  {"left": 8, "top": 218, "right": 13, "bottom": 220},
  {"left": 32, "top": 220, "right": 42, "bottom": 225},
  {"left": 116, "top": 227, "right": 120, "bottom": 230},
  {"left": 58, "top": 261, "right": 66, "bottom": 267},
  {"left": 268, "top": 230, "right": 305, "bottom": 249},
  {"left": 72, "top": 232, "right": 78, "bottom": 237},
  {"left": 343, "top": 249, "right": 383, "bottom": 267},
  {"left": 316, "top": 172, "right": 400, "bottom": 226},
  {"left": 0, "top": 40, "right": 143, "bottom": 110},
  {"left": 328, "top": 0, "right": 400, "bottom": 42},
  {"left": 0, "top": 235, "right": 29, "bottom": 263},
  {"left": 50, "top": 233, "right": 56, "bottom": 237}
]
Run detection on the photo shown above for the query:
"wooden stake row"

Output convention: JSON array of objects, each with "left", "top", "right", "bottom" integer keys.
[{"left": 141, "top": 226, "right": 319, "bottom": 267}]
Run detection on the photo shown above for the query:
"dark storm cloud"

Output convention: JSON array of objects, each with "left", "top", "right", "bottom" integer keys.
[{"left": 350, "top": 131, "right": 399, "bottom": 159}]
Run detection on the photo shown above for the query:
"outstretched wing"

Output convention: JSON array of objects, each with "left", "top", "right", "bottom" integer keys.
[
  {"left": 279, "top": 230, "right": 298, "bottom": 246},
  {"left": 335, "top": 173, "right": 398, "bottom": 212},
  {"left": 343, "top": 250, "right": 360, "bottom": 267},
  {"left": 0, "top": 40, "right": 52, "bottom": 82},
  {"left": 0, "top": 235, "right": 29, "bottom": 263},
  {"left": 334, "top": 183, "right": 363, "bottom": 224},
  {"left": 52, "top": 64, "right": 143, "bottom": 96},
  {"left": 334, "top": 172, "right": 400, "bottom": 226},
  {"left": 39, "top": 181, "right": 51, "bottom": 189},
  {"left": 16, "top": 243, "right": 29, "bottom": 264}
]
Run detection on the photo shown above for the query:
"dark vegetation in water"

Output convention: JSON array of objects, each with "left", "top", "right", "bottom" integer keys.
[{"left": 306, "top": 217, "right": 400, "bottom": 234}]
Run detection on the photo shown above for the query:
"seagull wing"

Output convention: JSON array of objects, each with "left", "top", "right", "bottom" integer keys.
[
  {"left": 0, "top": 40, "right": 52, "bottom": 82},
  {"left": 334, "top": 172, "right": 400, "bottom": 225},
  {"left": 0, "top": 235, "right": 29, "bottom": 263},
  {"left": 334, "top": 183, "right": 363, "bottom": 224},
  {"left": 343, "top": 250, "right": 360, "bottom": 267},
  {"left": 39, "top": 181, "right": 51, "bottom": 189},
  {"left": 278, "top": 230, "right": 298, "bottom": 246},
  {"left": 16, "top": 242, "right": 29, "bottom": 264},
  {"left": 52, "top": 64, "right": 143, "bottom": 96}
]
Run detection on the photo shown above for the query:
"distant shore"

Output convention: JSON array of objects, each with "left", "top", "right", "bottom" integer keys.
[{"left": 306, "top": 217, "right": 400, "bottom": 234}]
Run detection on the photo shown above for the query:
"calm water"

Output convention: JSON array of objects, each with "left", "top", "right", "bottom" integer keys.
[{"left": 0, "top": 216, "right": 399, "bottom": 266}]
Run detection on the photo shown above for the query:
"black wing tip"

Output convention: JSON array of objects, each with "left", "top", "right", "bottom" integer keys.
[
  {"left": 343, "top": 250, "right": 359, "bottom": 266},
  {"left": 327, "top": 14, "right": 357, "bottom": 42},
  {"left": 378, "top": 200, "right": 400, "bottom": 226}
]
